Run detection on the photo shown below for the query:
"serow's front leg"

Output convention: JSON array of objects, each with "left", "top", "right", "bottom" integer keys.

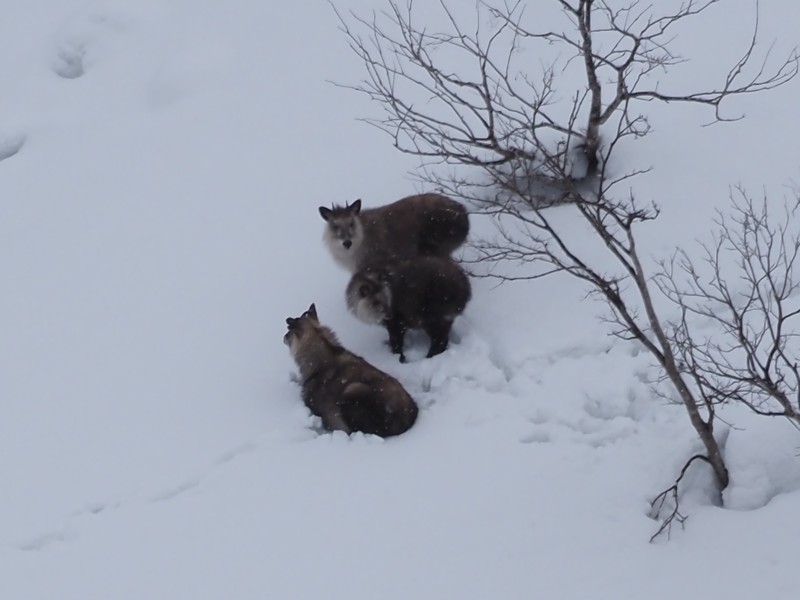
[
  {"left": 384, "top": 318, "right": 407, "bottom": 363},
  {"left": 424, "top": 318, "right": 453, "bottom": 358}
]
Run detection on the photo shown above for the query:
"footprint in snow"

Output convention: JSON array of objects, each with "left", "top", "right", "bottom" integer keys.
[
  {"left": 18, "top": 529, "right": 77, "bottom": 552},
  {"left": 520, "top": 430, "right": 551, "bottom": 444},
  {"left": 49, "top": 5, "right": 134, "bottom": 79},
  {"left": 52, "top": 44, "right": 86, "bottom": 79},
  {"left": 0, "top": 133, "right": 25, "bottom": 162},
  {"left": 151, "top": 479, "right": 201, "bottom": 503}
]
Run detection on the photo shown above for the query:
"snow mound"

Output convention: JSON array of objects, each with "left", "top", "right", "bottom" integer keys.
[{"left": 724, "top": 416, "right": 800, "bottom": 510}]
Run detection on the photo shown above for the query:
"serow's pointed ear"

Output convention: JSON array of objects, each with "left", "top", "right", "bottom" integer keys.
[
  {"left": 349, "top": 199, "right": 362, "bottom": 215},
  {"left": 307, "top": 303, "right": 318, "bottom": 320},
  {"left": 319, "top": 206, "right": 333, "bottom": 221}
]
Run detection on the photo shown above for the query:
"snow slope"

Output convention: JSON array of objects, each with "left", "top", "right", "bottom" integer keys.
[{"left": 1, "top": 1, "right": 798, "bottom": 598}]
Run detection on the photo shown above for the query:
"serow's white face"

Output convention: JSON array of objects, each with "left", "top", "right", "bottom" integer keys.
[{"left": 327, "top": 215, "right": 361, "bottom": 251}]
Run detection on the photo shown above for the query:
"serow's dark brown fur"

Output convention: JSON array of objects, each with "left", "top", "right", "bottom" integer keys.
[
  {"left": 284, "top": 303, "right": 418, "bottom": 437},
  {"left": 347, "top": 256, "right": 471, "bottom": 362},
  {"left": 319, "top": 193, "right": 469, "bottom": 272}
]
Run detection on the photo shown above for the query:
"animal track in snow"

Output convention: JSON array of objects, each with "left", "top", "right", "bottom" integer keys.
[
  {"left": 214, "top": 442, "right": 257, "bottom": 465},
  {"left": 52, "top": 44, "right": 86, "bottom": 79},
  {"left": 518, "top": 375, "right": 648, "bottom": 449},
  {"left": 520, "top": 408, "right": 640, "bottom": 449},
  {"left": 18, "top": 529, "right": 77, "bottom": 552},
  {"left": 520, "top": 430, "right": 551, "bottom": 444},
  {"left": 69, "top": 497, "right": 124, "bottom": 518},
  {"left": 49, "top": 6, "right": 134, "bottom": 79},
  {"left": 15, "top": 440, "right": 260, "bottom": 552},
  {"left": 0, "top": 132, "right": 25, "bottom": 161},
  {"left": 150, "top": 442, "right": 259, "bottom": 501},
  {"left": 150, "top": 479, "right": 201, "bottom": 503},
  {"left": 540, "top": 340, "right": 616, "bottom": 365}
]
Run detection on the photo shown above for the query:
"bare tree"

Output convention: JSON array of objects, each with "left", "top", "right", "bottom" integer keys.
[
  {"left": 656, "top": 188, "right": 800, "bottom": 428},
  {"left": 333, "top": 0, "right": 796, "bottom": 204},
  {"left": 333, "top": 0, "right": 798, "bottom": 537}
]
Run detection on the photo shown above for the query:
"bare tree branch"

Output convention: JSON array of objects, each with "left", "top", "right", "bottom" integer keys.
[
  {"left": 333, "top": 0, "right": 797, "bottom": 191},
  {"left": 335, "top": 0, "right": 799, "bottom": 537},
  {"left": 656, "top": 188, "right": 800, "bottom": 428},
  {"left": 649, "top": 454, "right": 712, "bottom": 542}
]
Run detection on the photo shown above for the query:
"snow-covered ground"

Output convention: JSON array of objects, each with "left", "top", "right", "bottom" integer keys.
[{"left": 2, "top": 1, "right": 798, "bottom": 598}]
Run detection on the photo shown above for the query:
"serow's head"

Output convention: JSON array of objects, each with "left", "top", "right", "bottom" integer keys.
[
  {"left": 284, "top": 303, "right": 320, "bottom": 351},
  {"left": 319, "top": 199, "right": 363, "bottom": 251},
  {"left": 346, "top": 271, "right": 391, "bottom": 325}
]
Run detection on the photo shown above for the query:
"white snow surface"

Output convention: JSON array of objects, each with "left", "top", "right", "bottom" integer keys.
[{"left": 1, "top": 1, "right": 799, "bottom": 598}]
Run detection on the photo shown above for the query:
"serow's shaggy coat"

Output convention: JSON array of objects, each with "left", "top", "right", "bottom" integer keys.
[
  {"left": 284, "top": 303, "right": 418, "bottom": 436},
  {"left": 346, "top": 256, "right": 471, "bottom": 362},
  {"left": 319, "top": 193, "right": 469, "bottom": 273}
]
